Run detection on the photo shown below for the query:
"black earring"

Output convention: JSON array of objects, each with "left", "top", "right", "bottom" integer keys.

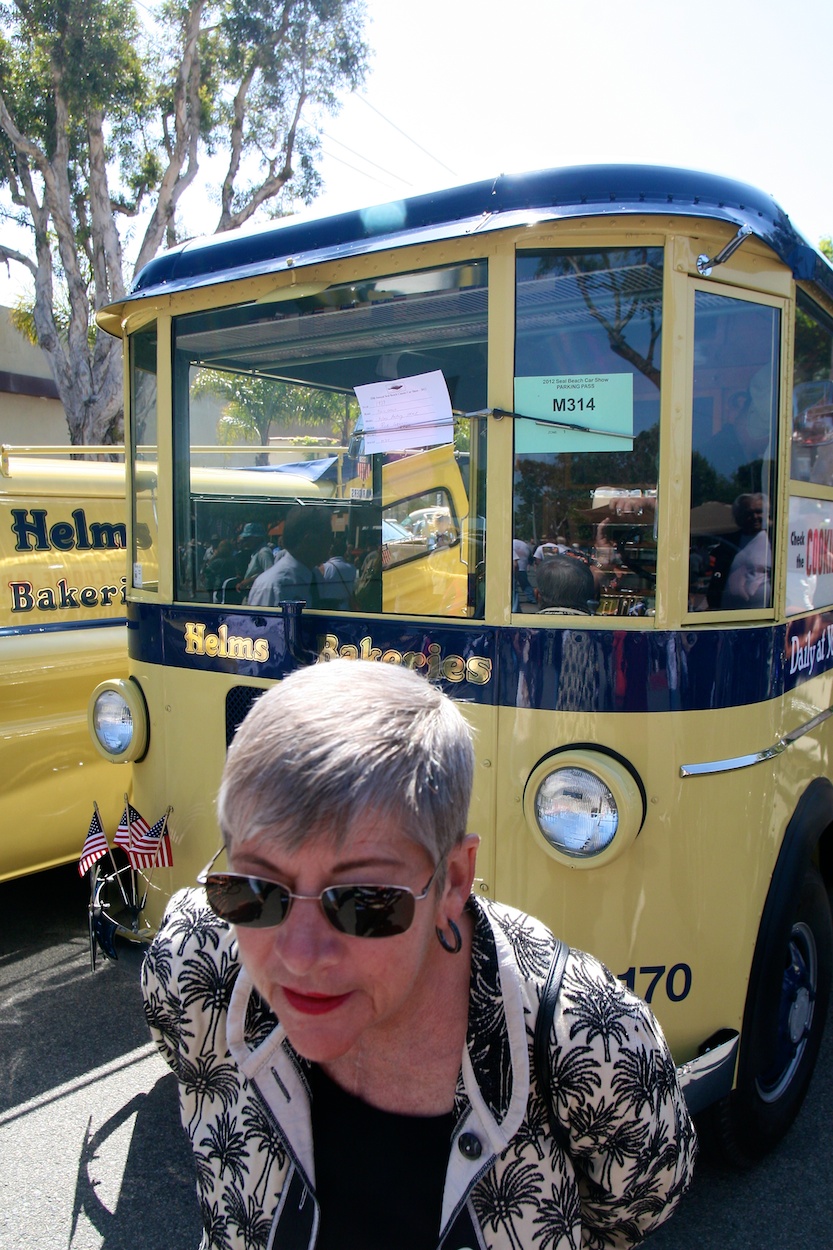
[{"left": 435, "top": 919, "right": 462, "bottom": 954}]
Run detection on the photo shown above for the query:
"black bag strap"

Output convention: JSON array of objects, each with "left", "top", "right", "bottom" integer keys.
[{"left": 533, "top": 938, "right": 570, "bottom": 1154}]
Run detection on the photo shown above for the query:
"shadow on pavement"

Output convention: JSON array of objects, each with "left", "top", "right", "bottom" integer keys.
[
  {"left": 71, "top": 1071, "right": 202, "bottom": 1250},
  {"left": 2, "top": 863, "right": 203, "bottom": 1248},
  {"left": 0, "top": 865, "right": 152, "bottom": 1112}
]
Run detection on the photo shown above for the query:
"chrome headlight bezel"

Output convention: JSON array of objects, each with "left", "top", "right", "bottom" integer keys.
[
  {"left": 523, "top": 749, "right": 645, "bottom": 869},
  {"left": 88, "top": 678, "right": 150, "bottom": 763}
]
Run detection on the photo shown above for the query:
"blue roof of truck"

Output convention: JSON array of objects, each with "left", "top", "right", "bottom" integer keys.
[{"left": 124, "top": 164, "right": 833, "bottom": 306}]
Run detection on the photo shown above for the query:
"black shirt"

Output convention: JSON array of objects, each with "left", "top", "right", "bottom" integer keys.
[{"left": 308, "top": 1063, "right": 454, "bottom": 1250}]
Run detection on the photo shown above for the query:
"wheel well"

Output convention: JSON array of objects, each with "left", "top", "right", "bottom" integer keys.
[{"left": 743, "top": 777, "right": 833, "bottom": 1077}]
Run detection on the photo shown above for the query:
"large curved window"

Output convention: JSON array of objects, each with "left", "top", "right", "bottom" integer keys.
[{"left": 170, "top": 263, "right": 488, "bottom": 617}]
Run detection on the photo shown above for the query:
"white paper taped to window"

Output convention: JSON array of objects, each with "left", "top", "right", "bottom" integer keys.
[{"left": 354, "top": 371, "right": 454, "bottom": 454}]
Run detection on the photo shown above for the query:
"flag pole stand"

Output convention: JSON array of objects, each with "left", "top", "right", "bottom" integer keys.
[
  {"left": 94, "top": 800, "right": 131, "bottom": 909},
  {"left": 87, "top": 862, "right": 100, "bottom": 973},
  {"left": 88, "top": 798, "right": 172, "bottom": 968}
]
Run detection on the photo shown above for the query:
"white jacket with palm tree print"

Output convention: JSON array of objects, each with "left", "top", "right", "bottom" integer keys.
[{"left": 142, "top": 889, "right": 696, "bottom": 1250}]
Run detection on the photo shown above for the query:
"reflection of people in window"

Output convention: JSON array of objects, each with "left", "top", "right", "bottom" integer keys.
[
  {"left": 591, "top": 496, "right": 656, "bottom": 602},
  {"left": 536, "top": 554, "right": 596, "bottom": 615},
  {"left": 247, "top": 507, "right": 332, "bottom": 608},
  {"left": 704, "top": 391, "right": 770, "bottom": 475},
  {"left": 320, "top": 534, "right": 358, "bottom": 610},
  {"left": 427, "top": 513, "right": 455, "bottom": 550},
  {"left": 795, "top": 385, "right": 833, "bottom": 487},
  {"left": 699, "top": 370, "right": 775, "bottom": 495},
  {"left": 719, "top": 493, "right": 772, "bottom": 610}
]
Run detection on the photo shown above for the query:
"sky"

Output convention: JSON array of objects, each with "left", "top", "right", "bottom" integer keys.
[
  {"left": 310, "top": 0, "right": 832, "bottom": 244},
  {"left": 1, "top": 0, "right": 831, "bottom": 304}
]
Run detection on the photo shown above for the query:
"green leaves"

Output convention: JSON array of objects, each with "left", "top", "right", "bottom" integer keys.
[
  {"left": 0, "top": 0, "right": 369, "bottom": 443},
  {"left": 195, "top": 368, "right": 357, "bottom": 446}
]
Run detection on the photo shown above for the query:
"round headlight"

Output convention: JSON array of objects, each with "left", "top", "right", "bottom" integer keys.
[
  {"left": 93, "top": 688, "right": 133, "bottom": 754},
  {"left": 535, "top": 767, "right": 619, "bottom": 857},
  {"left": 524, "top": 749, "right": 645, "bottom": 868},
  {"left": 88, "top": 679, "right": 149, "bottom": 762}
]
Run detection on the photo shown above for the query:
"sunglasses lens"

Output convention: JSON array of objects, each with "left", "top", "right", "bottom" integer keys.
[
  {"left": 205, "top": 874, "right": 291, "bottom": 928},
  {"left": 323, "top": 885, "right": 416, "bottom": 938}
]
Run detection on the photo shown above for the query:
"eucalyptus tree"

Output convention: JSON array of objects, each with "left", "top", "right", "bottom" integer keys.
[{"left": 0, "top": 0, "right": 368, "bottom": 444}]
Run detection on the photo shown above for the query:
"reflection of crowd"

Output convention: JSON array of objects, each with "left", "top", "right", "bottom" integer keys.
[
  {"left": 190, "top": 506, "right": 368, "bottom": 610},
  {"left": 720, "top": 493, "right": 772, "bottom": 609},
  {"left": 247, "top": 507, "right": 332, "bottom": 608},
  {"left": 202, "top": 539, "right": 240, "bottom": 596},
  {"left": 536, "top": 554, "right": 596, "bottom": 615},
  {"left": 319, "top": 533, "right": 358, "bottom": 609},
  {"left": 692, "top": 492, "right": 772, "bottom": 612},
  {"left": 515, "top": 494, "right": 657, "bottom": 617}
]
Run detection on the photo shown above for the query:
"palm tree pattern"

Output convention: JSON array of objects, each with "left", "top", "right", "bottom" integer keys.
[{"left": 142, "top": 889, "right": 696, "bottom": 1249}]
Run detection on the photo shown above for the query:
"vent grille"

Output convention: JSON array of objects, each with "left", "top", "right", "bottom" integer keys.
[{"left": 225, "top": 686, "right": 266, "bottom": 748}]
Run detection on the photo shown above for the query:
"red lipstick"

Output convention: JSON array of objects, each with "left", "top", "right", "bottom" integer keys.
[{"left": 282, "top": 988, "right": 351, "bottom": 1015}]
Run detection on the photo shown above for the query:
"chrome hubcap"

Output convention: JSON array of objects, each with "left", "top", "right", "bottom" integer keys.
[{"left": 756, "top": 920, "right": 817, "bottom": 1104}]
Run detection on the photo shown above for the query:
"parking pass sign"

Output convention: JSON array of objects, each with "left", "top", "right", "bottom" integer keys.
[{"left": 514, "top": 373, "right": 634, "bottom": 453}]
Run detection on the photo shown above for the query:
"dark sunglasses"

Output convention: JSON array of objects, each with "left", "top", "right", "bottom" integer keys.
[{"left": 197, "top": 853, "right": 440, "bottom": 939}]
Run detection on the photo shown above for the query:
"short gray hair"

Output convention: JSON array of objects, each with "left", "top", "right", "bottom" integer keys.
[
  {"left": 536, "top": 554, "right": 595, "bottom": 613},
  {"left": 217, "top": 661, "right": 475, "bottom": 865}
]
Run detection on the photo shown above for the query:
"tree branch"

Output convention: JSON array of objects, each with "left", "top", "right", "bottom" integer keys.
[
  {"left": 133, "top": 0, "right": 205, "bottom": 273},
  {"left": 87, "top": 107, "right": 128, "bottom": 305},
  {"left": 0, "top": 242, "right": 37, "bottom": 278},
  {"left": 0, "top": 90, "right": 51, "bottom": 175},
  {"left": 219, "top": 3, "right": 295, "bottom": 227},
  {"left": 217, "top": 48, "right": 308, "bottom": 233}
]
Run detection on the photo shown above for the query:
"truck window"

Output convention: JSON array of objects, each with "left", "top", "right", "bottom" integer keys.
[
  {"left": 791, "top": 293, "right": 833, "bottom": 486},
  {"left": 688, "top": 292, "right": 780, "bottom": 613},
  {"left": 171, "top": 263, "right": 488, "bottom": 616},
  {"left": 131, "top": 321, "right": 159, "bottom": 593},
  {"left": 513, "top": 248, "right": 663, "bottom": 617}
]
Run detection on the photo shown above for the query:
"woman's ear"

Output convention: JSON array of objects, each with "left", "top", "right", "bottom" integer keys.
[{"left": 440, "top": 834, "right": 480, "bottom": 920}]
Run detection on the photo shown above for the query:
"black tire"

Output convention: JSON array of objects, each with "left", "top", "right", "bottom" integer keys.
[{"left": 704, "top": 864, "right": 832, "bottom": 1167}]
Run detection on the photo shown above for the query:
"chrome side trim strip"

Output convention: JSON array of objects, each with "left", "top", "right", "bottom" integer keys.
[
  {"left": 680, "top": 704, "right": 833, "bottom": 777},
  {"left": 676, "top": 1031, "right": 739, "bottom": 1116}
]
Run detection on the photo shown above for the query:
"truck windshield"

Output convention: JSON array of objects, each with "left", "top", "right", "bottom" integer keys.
[{"left": 171, "top": 262, "right": 488, "bottom": 616}]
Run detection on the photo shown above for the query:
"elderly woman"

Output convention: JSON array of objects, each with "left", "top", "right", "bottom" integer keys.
[{"left": 142, "top": 662, "right": 695, "bottom": 1250}]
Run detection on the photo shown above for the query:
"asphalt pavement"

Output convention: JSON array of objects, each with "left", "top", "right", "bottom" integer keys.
[{"left": 1, "top": 863, "right": 831, "bottom": 1249}]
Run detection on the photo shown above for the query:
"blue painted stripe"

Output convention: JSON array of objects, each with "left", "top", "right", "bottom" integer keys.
[
  {"left": 127, "top": 603, "right": 833, "bottom": 713},
  {"left": 0, "top": 617, "right": 126, "bottom": 639}
]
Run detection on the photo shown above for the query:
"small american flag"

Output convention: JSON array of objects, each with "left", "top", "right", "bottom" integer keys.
[
  {"left": 381, "top": 544, "right": 391, "bottom": 567},
  {"left": 357, "top": 456, "right": 370, "bottom": 482},
  {"left": 114, "top": 802, "right": 150, "bottom": 851},
  {"left": 141, "top": 812, "right": 174, "bottom": 868},
  {"left": 114, "top": 804, "right": 173, "bottom": 869},
  {"left": 79, "top": 808, "right": 109, "bottom": 876}
]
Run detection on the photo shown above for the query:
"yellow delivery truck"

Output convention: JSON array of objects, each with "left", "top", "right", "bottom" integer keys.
[{"left": 0, "top": 447, "right": 128, "bottom": 879}]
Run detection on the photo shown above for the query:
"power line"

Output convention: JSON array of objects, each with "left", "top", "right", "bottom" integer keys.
[
  {"left": 351, "top": 93, "right": 457, "bottom": 177},
  {"left": 320, "top": 147, "right": 402, "bottom": 193},
  {"left": 321, "top": 130, "right": 413, "bottom": 188}
]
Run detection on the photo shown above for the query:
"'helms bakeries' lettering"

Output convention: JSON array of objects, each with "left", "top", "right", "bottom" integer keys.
[
  {"left": 11, "top": 507, "right": 126, "bottom": 552},
  {"left": 185, "top": 621, "right": 270, "bottom": 663},
  {"left": 317, "top": 632, "right": 492, "bottom": 685},
  {"left": 10, "top": 576, "right": 127, "bottom": 613}
]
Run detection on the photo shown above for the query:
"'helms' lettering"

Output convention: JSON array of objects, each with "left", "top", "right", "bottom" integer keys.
[{"left": 10, "top": 507, "right": 126, "bottom": 552}]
